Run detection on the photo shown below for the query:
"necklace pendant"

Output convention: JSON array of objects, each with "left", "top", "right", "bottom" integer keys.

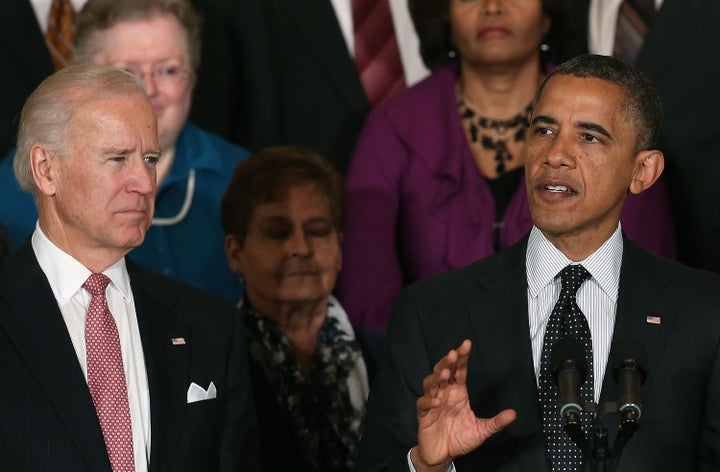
[{"left": 470, "top": 123, "right": 479, "bottom": 142}]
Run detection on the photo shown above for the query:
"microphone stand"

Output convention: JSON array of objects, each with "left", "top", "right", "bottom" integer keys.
[{"left": 564, "top": 400, "right": 638, "bottom": 472}]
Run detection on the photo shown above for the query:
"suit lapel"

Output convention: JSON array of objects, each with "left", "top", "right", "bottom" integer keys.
[
  {"left": 599, "top": 242, "right": 674, "bottom": 447},
  {"left": 269, "top": 0, "right": 368, "bottom": 110},
  {"left": 0, "top": 245, "right": 110, "bottom": 471},
  {"left": 466, "top": 240, "right": 550, "bottom": 469},
  {"left": 129, "top": 263, "right": 189, "bottom": 472}
]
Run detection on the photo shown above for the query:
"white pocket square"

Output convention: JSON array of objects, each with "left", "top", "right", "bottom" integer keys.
[{"left": 186, "top": 381, "right": 217, "bottom": 403}]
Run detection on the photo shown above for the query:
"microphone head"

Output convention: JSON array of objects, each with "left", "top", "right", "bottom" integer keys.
[
  {"left": 612, "top": 338, "right": 647, "bottom": 383},
  {"left": 551, "top": 337, "right": 588, "bottom": 385}
]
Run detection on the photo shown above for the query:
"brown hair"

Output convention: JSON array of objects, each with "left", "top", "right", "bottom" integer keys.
[{"left": 221, "top": 146, "right": 345, "bottom": 244}]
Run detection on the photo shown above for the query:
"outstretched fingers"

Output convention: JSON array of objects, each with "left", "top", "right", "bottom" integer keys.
[{"left": 477, "top": 409, "right": 517, "bottom": 441}]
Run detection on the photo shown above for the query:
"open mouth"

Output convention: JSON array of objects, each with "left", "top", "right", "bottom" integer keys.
[{"left": 544, "top": 185, "right": 574, "bottom": 194}]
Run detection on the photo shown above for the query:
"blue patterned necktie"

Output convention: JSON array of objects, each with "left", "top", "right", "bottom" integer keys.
[{"left": 539, "top": 264, "right": 593, "bottom": 471}]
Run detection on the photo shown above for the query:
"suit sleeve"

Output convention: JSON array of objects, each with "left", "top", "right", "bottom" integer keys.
[
  {"left": 337, "top": 106, "right": 408, "bottom": 332},
  {"left": 700, "top": 335, "right": 720, "bottom": 468},
  {"left": 355, "top": 289, "right": 432, "bottom": 471},
  {"left": 218, "top": 308, "right": 262, "bottom": 471}
]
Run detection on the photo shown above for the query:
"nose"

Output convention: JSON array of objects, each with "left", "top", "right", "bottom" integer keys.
[
  {"left": 287, "top": 231, "right": 311, "bottom": 258},
  {"left": 127, "top": 156, "right": 156, "bottom": 195},
  {"left": 140, "top": 73, "right": 159, "bottom": 97},
  {"left": 542, "top": 134, "right": 577, "bottom": 169},
  {"left": 483, "top": 0, "right": 503, "bottom": 16}
]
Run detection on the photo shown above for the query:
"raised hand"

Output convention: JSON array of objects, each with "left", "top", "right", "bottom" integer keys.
[{"left": 411, "top": 339, "right": 517, "bottom": 472}]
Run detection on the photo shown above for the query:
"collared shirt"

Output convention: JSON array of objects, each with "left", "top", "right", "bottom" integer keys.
[
  {"left": 32, "top": 224, "right": 151, "bottom": 471},
  {"left": 129, "top": 122, "right": 248, "bottom": 303},
  {"left": 330, "top": 0, "right": 429, "bottom": 87},
  {"left": 526, "top": 225, "right": 623, "bottom": 402},
  {"left": 408, "top": 225, "right": 624, "bottom": 472},
  {"left": 0, "top": 123, "right": 248, "bottom": 302},
  {"left": 29, "top": 0, "right": 88, "bottom": 32},
  {"left": 588, "top": 0, "right": 665, "bottom": 55}
]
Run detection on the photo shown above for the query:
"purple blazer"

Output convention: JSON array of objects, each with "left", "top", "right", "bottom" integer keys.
[{"left": 337, "top": 63, "right": 676, "bottom": 332}]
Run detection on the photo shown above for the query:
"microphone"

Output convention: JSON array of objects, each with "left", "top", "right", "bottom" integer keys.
[
  {"left": 612, "top": 340, "right": 647, "bottom": 441},
  {"left": 551, "top": 337, "right": 588, "bottom": 438}
]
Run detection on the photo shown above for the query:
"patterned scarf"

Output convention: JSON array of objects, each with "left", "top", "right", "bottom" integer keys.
[{"left": 240, "top": 297, "right": 367, "bottom": 472}]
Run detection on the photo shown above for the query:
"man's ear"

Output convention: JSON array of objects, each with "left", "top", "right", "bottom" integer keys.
[
  {"left": 224, "top": 234, "right": 244, "bottom": 276},
  {"left": 629, "top": 149, "right": 664, "bottom": 195},
  {"left": 29, "top": 144, "right": 60, "bottom": 196}
]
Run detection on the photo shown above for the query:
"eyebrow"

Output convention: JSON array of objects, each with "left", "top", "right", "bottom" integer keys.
[
  {"left": 102, "top": 147, "right": 162, "bottom": 157},
  {"left": 577, "top": 121, "right": 612, "bottom": 140},
  {"left": 530, "top": 115, "right": 613, "bottom": 140},
  {"left": 530, "top": 115, "right": 558, "bottom": 127},
  {"left": 103, "top": 147, "right": 133, "bottom": 156}
]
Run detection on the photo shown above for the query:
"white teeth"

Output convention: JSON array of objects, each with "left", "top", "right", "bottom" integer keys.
[{"left": 545, "top": 185, "right": 571, "bottom": 193}]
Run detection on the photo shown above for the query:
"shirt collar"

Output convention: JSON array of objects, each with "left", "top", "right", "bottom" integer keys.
[
  {"left": 526, "top": 224, "right": 623, "bottom": 302},
  {"left": 31, "top": 223, "right": 133, "bottom": 304},
  {"left": 161, "top": 122, "right": 225, "bottom": 189}
]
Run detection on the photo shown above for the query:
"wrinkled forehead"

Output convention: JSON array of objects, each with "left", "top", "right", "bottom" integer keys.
[{"left": 65, "top": 91, "right": 158, "bottom": 145}]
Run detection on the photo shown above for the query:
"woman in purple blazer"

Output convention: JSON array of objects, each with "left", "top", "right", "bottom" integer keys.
[{"left": 337, "top": 0, "right": 675, "bottom": 332}]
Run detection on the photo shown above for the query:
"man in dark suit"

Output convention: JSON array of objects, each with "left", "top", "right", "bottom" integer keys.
[
  {"left": 0, "top": 64, "right": 259, "bottom": 471},
  {"left": 189, "top": 0, "right": 427, "bottom": 174},
  {"left": 189, "top": 0, "right": 368, "bottom": 173},
  {"left": 0, "top": 0, "right": 56, "bottom": 158},
  {"left": 356, "top": 55, "right": 720, "bottom": 471},
  {"left": 588, "top": 0, "right": 720, "bottom": 272}
]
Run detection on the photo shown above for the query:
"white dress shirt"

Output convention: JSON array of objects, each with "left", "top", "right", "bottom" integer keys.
[
  {"left": 588, "top": 0, "right": 665, "bottom": 55},
  {"left": 330, "top": 0, "right": 430, "bottom": 87},
  {"left": 32, "top": 223, "right": 151, "bottom": 471},
  {"left": 408, "top": 225, "right": 624, "bottom": 471},
  {"left": 29, "top": 0, "right": 88, "bottom": 32},
  {"left": 526, "top": 225, "right": 622, "bottom": 402}
]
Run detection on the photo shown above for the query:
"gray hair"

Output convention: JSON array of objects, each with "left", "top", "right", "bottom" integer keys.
[
  {"left": 14, "top": 63, "right": 145, "bottom": 192},
  {"left": 74, "top": 0, "right": 202, "bottom": 70}
]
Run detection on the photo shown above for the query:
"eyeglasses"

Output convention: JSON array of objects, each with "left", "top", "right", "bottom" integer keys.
[{"left": 121, "top": 63, "right": 193, "bottom": 90}]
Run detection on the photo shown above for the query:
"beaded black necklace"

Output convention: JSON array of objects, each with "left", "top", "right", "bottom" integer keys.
[{"left": 458, "top": 95, "right": 533, "bottom": 175}]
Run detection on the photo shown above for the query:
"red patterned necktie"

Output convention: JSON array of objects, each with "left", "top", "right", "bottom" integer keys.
[
  {"left": 84, "top": 273, "right": 135, "bottom": 472},
  {"left": 614, "top": 0, "right": 657, "bottom": 62},
  {"left": 352, "top": 0, "right": 405, "bottom": 106},
  {"left": 45, "top": 0, "right": 76, "bottom": 70}
]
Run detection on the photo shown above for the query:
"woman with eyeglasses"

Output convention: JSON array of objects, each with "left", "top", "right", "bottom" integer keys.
[{"left": 0, "top": 0, "right": 248, "bottom": 302}]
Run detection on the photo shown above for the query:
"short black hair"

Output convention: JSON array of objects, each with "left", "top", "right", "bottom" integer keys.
[
  {"left": 221, "top": 146, "right": 344, "bottom": 244},
  {"left": 534, "top": 54, "right": 663, "bottom": 152}
]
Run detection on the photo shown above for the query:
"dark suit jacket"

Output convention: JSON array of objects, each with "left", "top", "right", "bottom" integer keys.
[
  {"left": 190, "top": 0, "right": 369, "bottom": 173},
  {"left": 0, "top": 244, "right": 260, "bottom": 471},
  {"left": 357, "top": 238, "right": 720, "bottom": 471},
  {"left": 0, "top": 0, "right": 55, "bottom": 158},
  {"left": 631, "top": 0, "right": 720, "bottom": 272}
]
